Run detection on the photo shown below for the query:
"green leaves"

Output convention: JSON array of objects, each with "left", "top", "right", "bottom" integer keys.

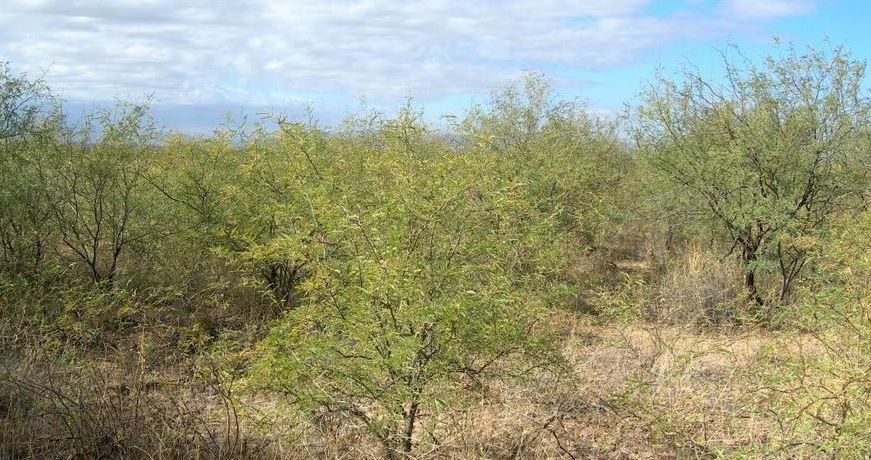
[
  {"left": 0, "top": 62, "right": 52, "bottom": 142},
  {"left": 242, "top": 99, "right": 579, "bottom": 454},
  {"left": 635, "top": 44, "right": 871, "bottom": 307},
  {"left": 0, "top": 66, "right": 624, "bottom": 456}
]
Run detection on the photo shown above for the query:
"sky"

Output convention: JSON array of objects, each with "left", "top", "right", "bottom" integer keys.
[{"left": 1, "top": 0, "right": 869, "bottom": 132}]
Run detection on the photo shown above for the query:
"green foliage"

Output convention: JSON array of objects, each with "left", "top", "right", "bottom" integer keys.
[
  {"left": 635, "top": 44, "right": 871, "bottom": 310},
  {"left": 248, "top": 102, "right": 567, "bottom": 455},
  {"left": 39, "top": 102, "right": 160, "bottom": 283},
  {"left": 463, "top": 72, "right": 630, "bottom": 247},
  {"left": 752, "top": 210, "right": 871, "bottom": 456},
  {"left": 0, "top": 64, "right": 54, "bottom": 275},
  {"left": 5, "top": 43, "right": 870, "bottom": 458},
  {"left": 0, "top": 62, "right": 51, "bottom": 142}
]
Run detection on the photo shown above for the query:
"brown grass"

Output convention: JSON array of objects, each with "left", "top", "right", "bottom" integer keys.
[{"left": 1, "top": 312, "right": 843, "bottom": 459}]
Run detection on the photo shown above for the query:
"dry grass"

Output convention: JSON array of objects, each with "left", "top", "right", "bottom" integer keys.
[
  {"left": 376, "top": 318, "right": 826, "bottom": 459},
  {"left": 0, "top": 249, "right": 853, "bottom": 460},
  {"left": 255, "top": 315, "right": 803, "bottom": 459},
  {"left": 1, "top": 314, "right": 848, "bottom": 459},
  {"left": 430, "top": 323, "right": 771, "bottom": 458},
  {"left": 648, "top": 244, "right": 744, "bottom": 327}
]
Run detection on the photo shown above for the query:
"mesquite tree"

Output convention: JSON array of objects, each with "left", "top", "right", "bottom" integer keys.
[
  {"left": 41, "top": 103, "right": 159, "bottom": 283},
  {"left": 250, "top": 103, "right": 565, "bottom": 457},
  {"left": 0, "top": 64, "right": 54, "bottom": 275},
  {"left": 635, "top": 45, "right": 870, "bottom": 309}
]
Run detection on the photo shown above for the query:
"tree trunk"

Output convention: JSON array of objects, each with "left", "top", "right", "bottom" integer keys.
[
  {"left": 401, "top": 400, "right": 419, "bottom": 455},
  {"left": 744, "top": 269, "right": 764, "bottom": 307},
  {"left": 741, "top": 241, "right": 766, "bottom": 309}
]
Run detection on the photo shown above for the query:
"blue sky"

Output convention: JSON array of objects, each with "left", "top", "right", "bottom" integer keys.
[{"left": 1, "top": 0, "right": 868, "bottom": 132}]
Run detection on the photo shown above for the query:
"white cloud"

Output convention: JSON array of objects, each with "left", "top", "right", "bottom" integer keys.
[
  {"left": 720, "top": 0, "right": 816, "bottom": 18},
  {"left": 0, "top": 0, "right": 817, "bottom": 109}
]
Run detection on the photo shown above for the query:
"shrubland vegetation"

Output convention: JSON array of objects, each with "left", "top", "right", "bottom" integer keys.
[{"left": 1, "top": 44, "right": 870, "bottom": 458}]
